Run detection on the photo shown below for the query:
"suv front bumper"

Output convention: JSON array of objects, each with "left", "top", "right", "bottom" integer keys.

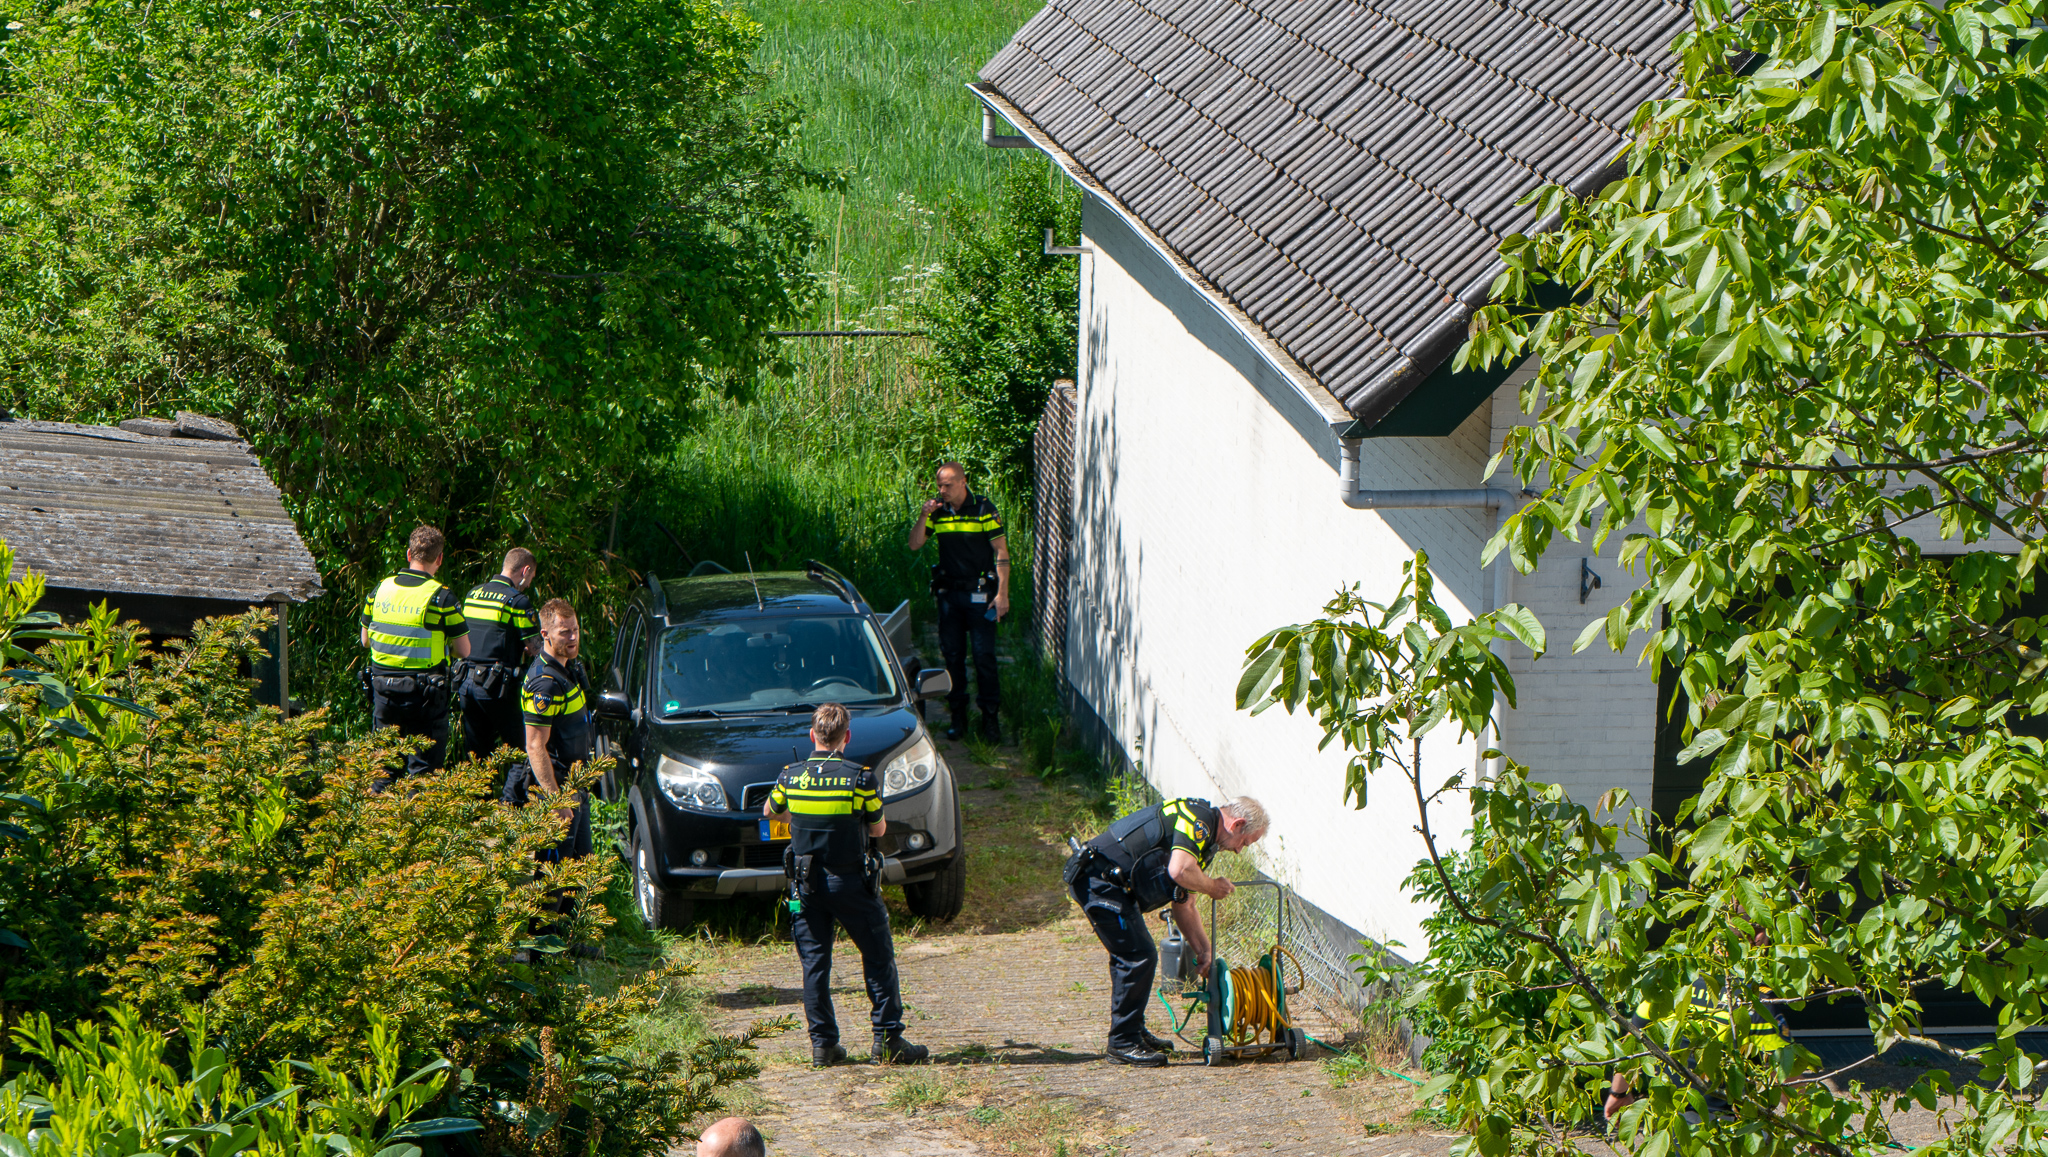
[{"left": 632, "top": 760, "right": 960, "bottom": 897}]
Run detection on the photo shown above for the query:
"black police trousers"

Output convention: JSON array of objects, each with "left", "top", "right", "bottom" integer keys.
[
  {"left": 790, "top": 870, "right": 904, "bottom": 1048},
  {"left": 935, "top": 590, "right": 999, "bottom": 719},
  {"left": 460, "top": 674, "right": 525, "bottom": 765},
  {"left": 502, "top": 769, "right": 594, "bottom": 862},
  {"left": 1072, "top": 873, "right": 1157, "bottom": 1049},
  {"left": 370, "top": 677, "right": 450, "bottom": 789}
]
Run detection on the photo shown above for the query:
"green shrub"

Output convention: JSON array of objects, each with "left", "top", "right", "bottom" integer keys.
[
  {"left": 0, "top": 1007, "right": 473, "bottom": 1157},
  {"left": 0, "top": 541, "right": 775, "bottom": 1153},
  {"left": 1367, "top": 816, "right": 1577, "bottom": 1076},
  {"left": 914, "top": 157, "right": 1081, "bottom": 491}
]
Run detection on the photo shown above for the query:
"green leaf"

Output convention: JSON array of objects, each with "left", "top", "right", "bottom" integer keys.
[
  {"left": 1492, "top": 604, "right": 1547, "bottom": 655},
  {"left": 1690, "top": 815, "right": 1736, "bottom": 861},
  {"left": 2026, "top": 868, "right": 2048, "bottom": 910},
  {"left": 386, "top": 1118, "right": 482, "bottom": 1140},
  {"left": 1885, "top": 72, "right": 1941, "bottom": 101},
  {"left": 1700, "top": 135, "right": 1758, "bottom": 169},
  {"left": 1676, "top": 729, "right": 1729, "bottom": 763},
  {"left": 1635, "top": 424, "right": 1679, "bottom": 462}
]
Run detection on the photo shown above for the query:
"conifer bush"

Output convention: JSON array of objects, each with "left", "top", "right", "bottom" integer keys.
[{"left": 0, "top": 541, "right": 772, "bottom": 1153}]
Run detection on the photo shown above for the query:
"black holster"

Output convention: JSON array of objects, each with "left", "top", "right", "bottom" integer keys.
[
  {"left": 1061, "top": 846, "right": 1095, "bottom": 887},
  {"left": 785, "top": 850, "right": 822, "bottom": 898},
  {"left": 462, "top": 661, "right": 513, "bottom": 696}
]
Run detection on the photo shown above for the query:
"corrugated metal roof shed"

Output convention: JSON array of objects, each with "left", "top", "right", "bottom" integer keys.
[
  {"left": 0, "top": 418, "right": 325, "bottom": 605},
  {"left": 978, "top": 0, "right": 1688, "bottom": 425}
]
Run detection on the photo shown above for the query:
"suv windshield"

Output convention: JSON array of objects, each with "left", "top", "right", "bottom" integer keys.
[{"left": 655, "top": 615, "right": 900, "bottom": 716}]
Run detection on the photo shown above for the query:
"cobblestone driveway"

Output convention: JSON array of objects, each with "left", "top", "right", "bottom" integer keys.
[{"left": 688, "top": 917, "right": 1446, "bottom": 1156}]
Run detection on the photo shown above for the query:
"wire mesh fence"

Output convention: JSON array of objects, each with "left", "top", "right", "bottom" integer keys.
[{"left": 1157, "top": 877, "right": 1389, "bottom": 1042}]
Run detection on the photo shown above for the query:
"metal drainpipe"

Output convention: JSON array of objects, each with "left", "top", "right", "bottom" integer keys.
[
  {"left": 983, "top": 106, "right": 1033, "bottom": 148},
  {"left": 1337, "top": 437, "right": 1518, "bottom": 510}
]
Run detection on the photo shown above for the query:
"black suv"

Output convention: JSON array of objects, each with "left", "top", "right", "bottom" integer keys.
[{"left": 595, "top": 562, "right": 966, "bottom": 929}]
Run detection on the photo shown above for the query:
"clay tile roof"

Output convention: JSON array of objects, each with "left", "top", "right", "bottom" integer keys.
[{"left": 978, "top": 0, "right": 1688, "bottom": 423}]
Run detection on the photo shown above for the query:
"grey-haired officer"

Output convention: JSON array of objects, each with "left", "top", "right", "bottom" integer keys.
[{"left": 1064, "top": 796, "right": 1268, "bottom": 1065}]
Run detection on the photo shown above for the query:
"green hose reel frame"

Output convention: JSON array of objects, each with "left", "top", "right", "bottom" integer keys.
[{"left": 1179, "top": 879, "right": 1308, "bottom": 1066}]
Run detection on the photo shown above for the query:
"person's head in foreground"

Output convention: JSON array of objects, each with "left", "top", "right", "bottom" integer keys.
[{"left": 696, "top": 1117, "right": 766, "bottom": 1157}]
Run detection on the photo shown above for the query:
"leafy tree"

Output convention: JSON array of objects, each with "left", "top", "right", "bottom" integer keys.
[
  {"left": 915, "top": 157, "right": 1080, "bottom": 489},
  {"left": 0, "top": 0, "right": 821, "bottom": 609},
  {"left": 1245, "top": 0, "right": 2048, "bottom": 1153}
]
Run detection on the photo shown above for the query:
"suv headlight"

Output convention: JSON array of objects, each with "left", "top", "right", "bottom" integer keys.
[
  {"left": 880, "top": 736, "right": 939, "bottom": 798},
  {"left": 656, "top": 754, "right": 729, "bottom": 811}
]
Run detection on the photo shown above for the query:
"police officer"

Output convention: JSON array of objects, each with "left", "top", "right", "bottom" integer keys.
[
  {"left": 515, "top": 598, "right": 594, "bottom": 868},
  {"left": 906, "top": 461, "right": 1009, "bottom": 742},
  {"left": 764, "top": 703, "right": 929, "bottom": 1067},
  {"left": 1064, "top": 795, "right": 1269, "bottom": 1066},
  {"left": 361, "top": 526, "right": 470, "bottom": 788},
  {"left": 459, "top": 547, "right": 541, "bottom": 763}
]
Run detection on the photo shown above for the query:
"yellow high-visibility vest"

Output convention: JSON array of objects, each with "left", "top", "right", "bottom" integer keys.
[{"left": 366, "top": 575, "right": 449, "bottom": 669}]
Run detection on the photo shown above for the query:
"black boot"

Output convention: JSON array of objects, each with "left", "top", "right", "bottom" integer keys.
[
  {"left": 1140, "top": 1029, "right": 1176, "bottom": 1053},
  {"left": 1106, "top": 1040, "right": 1169, "bottom": 1067},
  {"left": 874, "top": 1032, "right": 930, "bottom": 1063},
  {"left": 812, "top": 1043, "right": 847, "bottom": 1067},
  {"left": 979, "top": 712, "right": 1001, "bottom": 744}
]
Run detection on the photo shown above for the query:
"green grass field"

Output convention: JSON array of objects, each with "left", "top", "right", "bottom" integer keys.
[
  {"left": 746, "top": 0, "right": 1048, "bottom": 327},
  {"left": 624, "top": 0, "right": 1053, "bottom": 609}
]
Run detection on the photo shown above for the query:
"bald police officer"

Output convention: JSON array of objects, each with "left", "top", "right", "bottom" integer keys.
[
  {"left": 765, "top": 704, "right": 929, "bottom": 1066},
  {"left": 361, "top": 526, "right": 471, "bottom": 788},
  {"left": 1065, "top": 796, "right": 1269, "bottom": 1066},
  {"left": 906, "top": 461, "right": 1010, "bottom": 743}
]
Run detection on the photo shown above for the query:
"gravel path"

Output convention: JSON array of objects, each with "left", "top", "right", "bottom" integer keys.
[{"left": 689, "top": 918, "right": 1447, "bottom": 1157}]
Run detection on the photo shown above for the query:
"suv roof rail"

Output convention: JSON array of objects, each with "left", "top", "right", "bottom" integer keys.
[
  {"left": 646, "top": 572, "right": 670, "bottom": 624},
  {"left": 804, "top": 560, "right": 862, "bottom": 608}
]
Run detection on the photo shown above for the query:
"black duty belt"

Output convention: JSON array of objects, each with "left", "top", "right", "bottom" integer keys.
[
  {"left": 456, "top": 660, "right": 519, "bottom": 696},
  {"left": 368, "top": 670, "right": 450, "bottom": 695}
]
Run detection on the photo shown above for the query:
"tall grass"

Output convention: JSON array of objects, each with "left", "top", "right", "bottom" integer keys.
[
  {"left": 746, "top": 0, "right": 1047, "bottom": 326},
  {"left": 622, "top": 345, "right": 1034, "bottom": 618}
]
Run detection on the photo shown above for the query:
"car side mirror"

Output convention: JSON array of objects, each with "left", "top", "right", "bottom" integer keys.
[
  {"left": 595, "top": 689, "right": 633, "bottom": 720},
  {"left": 916, "top": 668, "right": 952, "bottom": 701}
]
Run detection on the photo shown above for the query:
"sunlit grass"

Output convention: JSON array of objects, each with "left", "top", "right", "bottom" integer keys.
[{"left": 747, "top": 0, "right": 1049, "bottom": 327}]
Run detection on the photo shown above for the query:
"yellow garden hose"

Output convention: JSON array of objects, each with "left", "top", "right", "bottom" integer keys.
[{"left": 1222, "top": 946, "right": 1303, "bottom": 1044}]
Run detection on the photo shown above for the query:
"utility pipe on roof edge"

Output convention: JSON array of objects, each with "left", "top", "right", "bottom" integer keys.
[
  {"left": 982, "top": 106, "right": 1033, "bottom": 148},
  {"left": 1338, "top": 438, "right": 1518, "bottom": 510}
]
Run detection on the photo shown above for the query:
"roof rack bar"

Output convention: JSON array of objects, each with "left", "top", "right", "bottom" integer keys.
[
  {"left": 646, "top": 572, "right": 670, "bottom": 624},
  {"left": 804, "top": 560, "right": 862, "bottom": 608}
]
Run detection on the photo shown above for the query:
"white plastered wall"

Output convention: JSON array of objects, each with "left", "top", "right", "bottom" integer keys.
[{"left": 1064, "top": 192, "right": 1500, "bottom": 955}]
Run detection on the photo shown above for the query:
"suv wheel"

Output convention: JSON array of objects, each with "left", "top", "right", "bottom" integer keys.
[
  {"left": 632, "top": 821, "right": 692, "bottom": 931},
  {"left": 904, "top": 847, "right": 966, "bottom": 921}
]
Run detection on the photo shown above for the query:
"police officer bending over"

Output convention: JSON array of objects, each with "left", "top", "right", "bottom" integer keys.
[
  {"left": 765, "top": 704, "right": 929, "bottom": 1067},
  {"left": 361, "top": 526, "right": 471, "bottom": 789},
  {"left": 516, "top": 598, "right": 594, "bottom": 868},
  {"left": 1065, "top": 795, "right": 1268, "bottom": 1066},
  {"left": 460, "top": 547, "right": 541, "bottom": 763},
  {"left": 906, "top": 461, "right": 1010, "bottom": 743}
]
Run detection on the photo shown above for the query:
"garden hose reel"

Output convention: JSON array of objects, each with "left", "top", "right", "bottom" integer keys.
[{"left": 1162, "top": 880, "right": 1309, "bottom": 1066}]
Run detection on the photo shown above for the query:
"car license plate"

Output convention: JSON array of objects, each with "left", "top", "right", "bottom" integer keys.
[{"left": 760, "top": 817, "right": 790, "bottom": 842}]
